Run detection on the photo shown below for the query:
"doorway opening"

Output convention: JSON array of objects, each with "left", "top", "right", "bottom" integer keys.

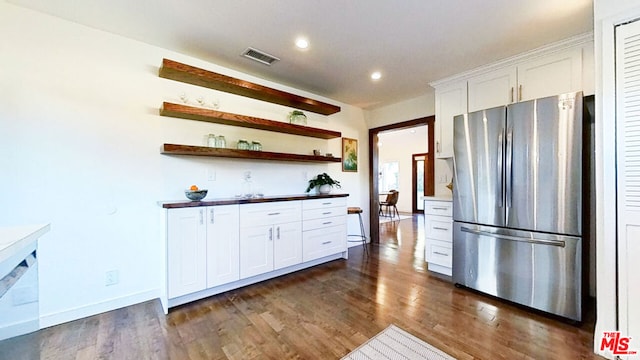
[
  {"left": 412, "top": 153, "right": 434, "bottom": 212},
  {"left": 369, "top": 116, "right": 435, "bottom": 243}
]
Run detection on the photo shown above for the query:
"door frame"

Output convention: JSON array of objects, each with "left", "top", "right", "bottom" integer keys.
[{"left": 369, "top": 116, "right": 435, "bottom": 243}]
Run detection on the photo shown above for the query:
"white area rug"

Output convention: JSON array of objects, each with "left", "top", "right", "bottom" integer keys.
[
  {"left": 342, "top": 325, "right": 456, "bottom": 360},
  {"left": 379, "top": 215, "right": 412, "bottom": 224}
]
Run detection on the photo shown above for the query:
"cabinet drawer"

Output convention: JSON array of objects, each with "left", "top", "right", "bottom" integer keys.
[
  {"left": 426, "top": 240, "right": 452, "bottom": 268},
  {"left": 425, "top": 216, "right": 452, "bottom": 242},
  {"left": 303, "top": 197, "right": 347, "bottom": 210},
  {"left": 424, "top": 201, "right": 452, "bottom": 216},
  {"left": 240, "top": 201, "right": 301, "bottom": 226},
  {"left": 302, "top": 225, "right": 347, "bottom": 262},
  {"left": 303, "top": 206, "right": 346, "bottom": 220},
  {"left": 303, "top": 215, "right": 346, "bottom": 231}
]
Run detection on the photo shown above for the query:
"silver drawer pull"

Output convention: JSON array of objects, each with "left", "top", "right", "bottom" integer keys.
[
  {"left": 432, "top": 207, "right": 449, "bottom": 210},
  {"left": 268, "top": 212, "right": 281, "bottom": 216},
  {"left": 433, "top": 251, "right": 449, "bottom": 256},
  {"left": 322, "top": 202, "right": 332, "bottom": 205},
  {"left": 322, "top": 221, "right": 332, "bottom": 225},
  {"left": 322, "top": 241, "right": 332, "bottom": 245},
  {"left": 433, "top": 226, "right": 449, "bottom": 231},
  {"left": 322, "top": 212, "right": 332, "bottom": 215}
]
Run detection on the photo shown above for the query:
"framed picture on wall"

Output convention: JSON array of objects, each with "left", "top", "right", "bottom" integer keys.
[{"left": 342, "top": 137, "right": 358, "bottom": 172}]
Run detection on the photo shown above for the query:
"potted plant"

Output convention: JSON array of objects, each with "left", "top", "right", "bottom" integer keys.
[
  {"left": 288, "top": 110, "right": 307, "bottom": 125},
  {"left": 306, "top": 173, "right": 341, "bottom": 194}
]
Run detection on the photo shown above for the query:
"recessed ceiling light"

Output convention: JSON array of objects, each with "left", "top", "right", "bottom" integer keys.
[
  {"left": 371, "top": 71, "right": 382, "bottom": 80},
  {"left": 295, "top": 38, "right": 309, "bottom": 49}
]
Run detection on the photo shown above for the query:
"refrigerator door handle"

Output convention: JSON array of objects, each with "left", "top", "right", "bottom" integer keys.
[
  {"left": 460, "top": 226, "right": 566, "bottom": 247},
  {"left": 505, "top": 128, "right": 513, "bottom": 209},
  {"left": 497, "top": 130, "right": 504, "bottom": 208}
]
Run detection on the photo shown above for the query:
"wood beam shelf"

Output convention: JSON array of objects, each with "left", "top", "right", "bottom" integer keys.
[
  {"left": 160, "top": 102, "right": 341, "bottom": 140},
  {"left": 161, "top": 144, "right": 342, "bottom": 163},
  {"left": 159, "top": 59, "right": 341, "bottom": 115}
]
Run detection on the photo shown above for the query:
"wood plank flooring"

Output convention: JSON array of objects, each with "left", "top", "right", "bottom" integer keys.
[{"left": 0, "top": 215, "right": 602, "bottom": 359}]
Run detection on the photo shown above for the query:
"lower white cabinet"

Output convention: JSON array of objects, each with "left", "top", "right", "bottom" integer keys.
[
  {"left": 165, "top": 197, "right": 348, "bottom": 309},
  {"left": 167, "top": 205, "right": 239, "bottom": 299},
  {"left": 302, "top": 198, "right": 347, "bottom": 262},
  {"left": 206, "top": 205, "right": 240, "bottom": 288},
  {"left": 424, "top": 198, "right": 453, "bottom": 276},
  {"left": 239, "top": 201, "right": 302, "bottom": 279}
]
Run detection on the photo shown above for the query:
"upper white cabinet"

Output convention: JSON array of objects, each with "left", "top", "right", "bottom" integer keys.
[
  {"left": 434, "top": 80, "right": 467, "bottom": 159},
  {"left": 467, "top": 67, "right": 517, "bottom": 112},
  {"left": 517, "top": 47, "right": 582, "bottom": 101},
  {"left": 467, "top": 47, "right": 583, "bottom": 112}
]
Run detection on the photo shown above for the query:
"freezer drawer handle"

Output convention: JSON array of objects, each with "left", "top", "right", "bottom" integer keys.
[{"left": 460, "top": 227, "right": 565, "bottom": 247}]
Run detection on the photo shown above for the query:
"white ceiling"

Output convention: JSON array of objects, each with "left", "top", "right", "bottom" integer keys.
[{"left": 7, "top": 0, "right": 593, "bottom": 109}]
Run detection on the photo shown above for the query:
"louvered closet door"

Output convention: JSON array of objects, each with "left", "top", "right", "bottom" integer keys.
[{"left": 616, "top": 19, "right": 640, "bottom": 343}]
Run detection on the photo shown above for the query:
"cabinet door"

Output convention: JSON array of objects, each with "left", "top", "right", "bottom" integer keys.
[
  {"left": 240, "top": 224, "right": 274, "bottom": 279},
  {"left": 206, "top": 205, "right": 240, "bottom": 288},
  {"left": 467, "top": 67, "right": 517, "bottom": 112},
  {"left": 435, "top": 81, "right": 467, "bottom": 158},
  {"left": 167, "top": 208, "right": 207, "bottom": 298},
  {"left": 517, "top": 47, "right": 582, "bottom": 101},
  {"left": 273, "top": 221, "right": 303, "bottom": 270}
]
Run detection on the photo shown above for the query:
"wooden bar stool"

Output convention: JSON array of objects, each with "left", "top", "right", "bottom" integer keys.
[{"left": 347, "top": 207, "right": 368, "bottom": 256}]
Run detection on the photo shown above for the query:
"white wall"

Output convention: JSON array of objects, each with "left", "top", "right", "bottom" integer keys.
[
  {"left": 378, "top": 126, "right": 429, "bottom": 213},
  {"left": 0, "top": 2, "right": 369, "bottom": 327},
  {"left": 365, "top": 93, "right": 435, "bottom": 129}
]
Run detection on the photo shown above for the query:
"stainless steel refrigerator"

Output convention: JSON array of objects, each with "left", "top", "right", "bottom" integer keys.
[{"left": 452, "top": 91, "right": 583, "bottom": 321}]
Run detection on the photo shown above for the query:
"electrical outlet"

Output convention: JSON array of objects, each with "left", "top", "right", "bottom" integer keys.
[{"left": 105, "top": 270, "right": 119, "bottom": 286}]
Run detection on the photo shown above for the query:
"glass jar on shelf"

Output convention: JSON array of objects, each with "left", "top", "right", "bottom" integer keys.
[
  {"left": 237, "top": 139, "right": 250, "bottom": 150},
  {"left": 216, "top": 135, "right": 226, "bottom": 148},
  {"left": 207, "top": 134, "right": 217, "bottom": 147},
  {"left": 251, "top": 141, "right": 262, "bottom": 151}
]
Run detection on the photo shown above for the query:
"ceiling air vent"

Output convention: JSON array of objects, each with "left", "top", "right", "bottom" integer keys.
[{"left": 241, "top": 47, "right": 280, "bottom": 66}]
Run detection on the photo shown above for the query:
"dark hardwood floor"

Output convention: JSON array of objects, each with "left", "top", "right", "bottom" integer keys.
[{"left": 0, "top": 215, "right": 602, "bottom": 359}]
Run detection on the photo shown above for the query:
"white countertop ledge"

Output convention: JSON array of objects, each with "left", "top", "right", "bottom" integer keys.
[
  {"left": 0, "top": 224, "right": 50, "bottom": 267},
  {"left": 424, "top": 196, "right": 453, "bottom": 202}
]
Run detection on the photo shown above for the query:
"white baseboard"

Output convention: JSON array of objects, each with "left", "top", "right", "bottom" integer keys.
[{"left": 39, "top": 289, "right": 159, "bottom": 329}]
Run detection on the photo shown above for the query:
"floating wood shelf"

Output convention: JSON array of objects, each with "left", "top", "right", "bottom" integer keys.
[
  {"left": 161, "top": 144, "right": 342, "bottom": 163},
  {"left": 159, "top": 59, "right": 341, "bottom": 115},
  {"left": 160, "top": 102, "right": 341, "bottom": 139}
]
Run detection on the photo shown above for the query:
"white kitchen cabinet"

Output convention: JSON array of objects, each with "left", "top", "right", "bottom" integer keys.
[
  {"left": 206, "top": 205, "right": 240, "bottom": 288},
  {"left": 467, "top": 67, "right": 517, "bottom": 112},
  {"left": 302, "top": 198, "right": 347, "bottom": 262},
  {"left": 167, "top": 205, "right": 240, "bottom": 298},
  {"left": 163, "top": 195, "right": 349, "bottom": 310},
  {"left": 424, "top": 198, "right": 453, "bottom": 276},
  {"left": 239, "top": 201, "right": 302, "bottom": 279},
  {"left": 167, "top": 207, "right": 207, "bottom": 298},
  {"left": 434, "top": 80, "right": 467, "bottom": 158},
  {"left": 517, "top": 47, "right": 582, "bottom": 101},
  {"left": 467, "top": 47, "right": 583, "bottom": 112}
]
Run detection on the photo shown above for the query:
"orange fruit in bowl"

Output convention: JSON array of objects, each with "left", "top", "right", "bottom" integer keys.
[{"left": 189, "top": 185, "right": 199, "bottom": 191}]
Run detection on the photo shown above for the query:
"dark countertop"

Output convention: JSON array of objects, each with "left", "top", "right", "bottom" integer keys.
[{"left": 160, "top": 193, "right": 349, "bottom": 209}]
